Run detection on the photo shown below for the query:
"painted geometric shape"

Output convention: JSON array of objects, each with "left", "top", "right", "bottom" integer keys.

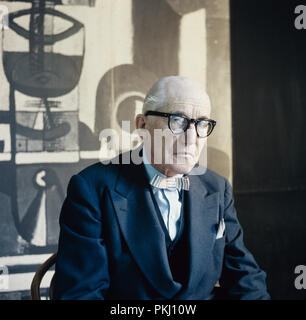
[
  {"left": 0, "top": 124, "right": 11, "bottom": 161},
  {"left": 16, "top": 166, "right": 64, "bottom": 248},
  {"left": 3, "top": 8, "right": 84, "bottom": 98},
  {"left": 15, "top": 110, "right": 78, "bottom": 153}
]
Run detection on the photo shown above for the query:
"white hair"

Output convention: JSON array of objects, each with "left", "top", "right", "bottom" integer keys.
[{"left": 142, "top": 94, "right": 164, "bottom": 114}]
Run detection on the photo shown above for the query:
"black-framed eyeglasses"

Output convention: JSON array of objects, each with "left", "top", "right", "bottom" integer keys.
[{"left": 145, "top": 111, "right": 216, "bottom": 138}]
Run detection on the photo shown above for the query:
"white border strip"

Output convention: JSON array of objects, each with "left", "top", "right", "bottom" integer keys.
[
  {"left": 0, "top": 254, "right": 53, "bottom": 266},
  {"left": 16, "top": 151, "right": 79, "bottom": 164},
  {"left": 0, "top": 153, "right": 11, "bottom": 161},
  {"left": 0, "top": 271, "right": 55, "bottom": 292},
  {"left": 80, "top": 150, "right": 100, "bottom": 159}
]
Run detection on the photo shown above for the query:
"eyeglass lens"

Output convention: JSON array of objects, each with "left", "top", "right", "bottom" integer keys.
[{"left": 169, "top": 115, "right": 212, "bottom": 137}]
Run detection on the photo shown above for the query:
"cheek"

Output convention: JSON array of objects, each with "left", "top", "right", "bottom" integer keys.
[
  {"left": 197, "top": 140, "right": 206, "bottom": 156},
  {"left": 144, "top": 121, "right": 157, "bottom": 140},
  {"left": 174, "top": 135, "right": 184, "bottom": 149}
]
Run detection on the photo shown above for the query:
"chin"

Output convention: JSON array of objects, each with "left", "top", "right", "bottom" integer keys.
[{"left": 162, "top": 154, "right": 198, "bottom": 175}]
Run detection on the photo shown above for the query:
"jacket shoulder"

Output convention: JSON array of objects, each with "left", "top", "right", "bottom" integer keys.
[
  {"left": 197, "top": 167, "right": 229, "bottom": 194},
  {"left": 75, "top": 149, "right": 139, "bottom": 187},
  {"left": 75, "top": 161, "right": 120, "bottom": 189}
]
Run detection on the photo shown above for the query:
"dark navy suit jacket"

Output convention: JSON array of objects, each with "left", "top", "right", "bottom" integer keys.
[{"left": 52, "top": 150, "right": 270, "bottom": 300}]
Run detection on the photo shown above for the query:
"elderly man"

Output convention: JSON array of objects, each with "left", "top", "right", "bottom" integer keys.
[{"left": 52, "top": 76, "right": 270, "bottom": 300}]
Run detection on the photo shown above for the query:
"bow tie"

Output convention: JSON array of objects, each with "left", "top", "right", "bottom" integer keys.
[{"left": 150, "top": 174, "right": 190, "bottom": 191}]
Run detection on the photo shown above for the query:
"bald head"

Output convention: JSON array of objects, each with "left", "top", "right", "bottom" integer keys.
[{"left": 143, "top": 76, "right": 211, "bottom": 114}]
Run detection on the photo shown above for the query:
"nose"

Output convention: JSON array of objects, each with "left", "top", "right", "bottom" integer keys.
[{"left": 185, "top": 123, "right": 198, "bottom": 145}]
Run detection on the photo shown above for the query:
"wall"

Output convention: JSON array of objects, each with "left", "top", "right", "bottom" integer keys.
[{"left": 231, "top": 0, "right": 306, "bottom": 299}]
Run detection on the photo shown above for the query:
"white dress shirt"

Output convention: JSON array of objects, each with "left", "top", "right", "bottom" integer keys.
[{"left": 142, "top": 148, "right": 183, "bottom": 241}]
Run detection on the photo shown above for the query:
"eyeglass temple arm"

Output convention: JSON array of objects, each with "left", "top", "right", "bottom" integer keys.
[{"left": 145, "top": 111, "right": 169, "bottom": 117}]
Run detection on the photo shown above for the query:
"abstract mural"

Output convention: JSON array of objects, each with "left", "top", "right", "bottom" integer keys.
[{"left": 0, "top": 0, "right": 99, "bottom": 299}]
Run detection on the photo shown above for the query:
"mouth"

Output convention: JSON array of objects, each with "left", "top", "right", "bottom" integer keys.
[{"left": 174, "top": 152, "right": 195, "bottom": 158}]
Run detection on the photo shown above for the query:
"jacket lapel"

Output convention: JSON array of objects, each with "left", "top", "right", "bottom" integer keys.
[
  {"left": 182, "top": 174, "right": 220, "bottom": 294},
  {"left": 109, "top": 161, "right": 182, "bottom": 299}
]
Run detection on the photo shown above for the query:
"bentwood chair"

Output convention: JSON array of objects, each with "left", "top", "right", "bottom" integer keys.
[{"left": 31, "top": 252, "right": 57, "bottom": 300}]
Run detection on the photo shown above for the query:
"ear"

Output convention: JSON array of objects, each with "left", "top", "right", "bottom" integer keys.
[{"left": 135, "top": 114, "right": 146, "bottom": 129}]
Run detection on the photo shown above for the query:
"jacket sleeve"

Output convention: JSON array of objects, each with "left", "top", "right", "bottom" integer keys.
[
  {"left": 217, "top": 179, "right": 271, "bottom": 300},
  {"left": 52, "top": 173, "right": 110, "bottom": 300}
]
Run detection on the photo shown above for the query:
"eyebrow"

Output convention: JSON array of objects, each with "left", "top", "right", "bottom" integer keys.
[{"left": 173, "top": 111, "right": 209, "bottom": 120}]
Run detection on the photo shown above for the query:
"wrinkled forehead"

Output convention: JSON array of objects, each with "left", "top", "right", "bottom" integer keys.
[{"left": 162, "top": 100, "right": 210, "bottom": 116}]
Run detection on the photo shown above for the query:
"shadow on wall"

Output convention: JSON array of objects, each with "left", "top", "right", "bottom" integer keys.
[
  {"left": 207, "top": 147, "right": 230, "bottom": 181},
  {"left": 95, "top": 64, "right": 158, "bottom": 137}
]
